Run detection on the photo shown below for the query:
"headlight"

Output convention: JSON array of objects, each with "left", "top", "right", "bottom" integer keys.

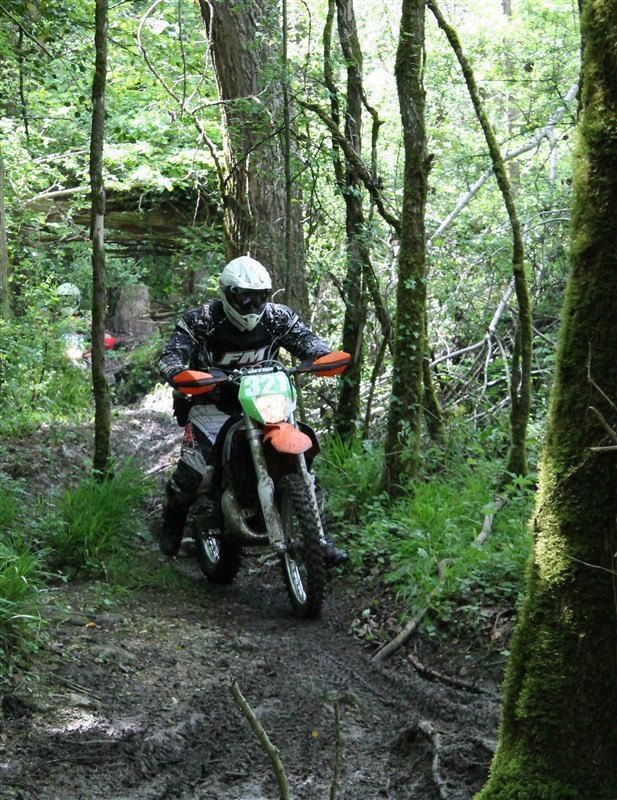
[{"left": 254, "top": 393, "right": 288, "bottom": 423}]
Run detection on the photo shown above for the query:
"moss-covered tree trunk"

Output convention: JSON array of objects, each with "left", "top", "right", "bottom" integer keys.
[
  {"left": 90, "top": 0, "right": 111, "bottom": 476},
  {"left": 331, "top": 0, "right": 368, "bottom": 437},
  {"left": 383, "top": 0, "right": 430, "bottom": 491},
  {"left": 197, "top": 0, "right": 308, "bottom": 314},
  {"left": 477, "top": 1, "right": 617, "bottom": 796}
]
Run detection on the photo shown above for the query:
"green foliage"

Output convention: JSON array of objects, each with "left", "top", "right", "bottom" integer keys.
[
  {"left": 320, "top": 431, "right": 534, "bottom": 636},
  {"left": 0, "top": 295, "right": 93, "bottom": 437},
  {"left": 112, "top": 331, "right": 164, "bottom": 405},
  {"left": 43, "top": 462, "right": 152, "bottom": 578},
  {"left": 319, "top": 435, "right": 386, "bottom": 525},
  {"left": 0, "top": 475, "right": 49, "bottom": 671},
  {"left": 0, "top": 461, "right": 187, "bottom": 679},
  {"left": 2, "top": 0, "right": 223, "bottom": 314}
]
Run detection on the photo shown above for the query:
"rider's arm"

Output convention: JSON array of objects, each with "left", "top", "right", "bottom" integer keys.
[
  {"left": 159, "top": 307, "right": 204, "bottom": 384},
  {"left": 271, "top": 304, "right": 331, "bottom": 362}
]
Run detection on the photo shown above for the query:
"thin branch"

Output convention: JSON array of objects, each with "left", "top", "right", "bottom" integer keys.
[
  {"left": 407, "top": 652, "right": 485, "bottom": 693},
  {"left": 137, "top": 0, "right": 179, "bottom": 104},
  {"left": 27, "top": 186, "right": 90, "bottom": 204},
  {"left": 428, "top": 82, "right": 578, "bottom": 247},
  {"left": 329, "top": 702, "right": 341, "bottom": 800},
  {"left": 299, "top": 98, "right": 401, "bottom": 234},
  {"left": 589, "top": 406, "right": 617, "bottom": 444},
  {"left": 372, "top": 603, "right": 431, "bottom": 664},
  {"left": 0, "top": 3, "right": 56, "bottom": 59},
  {"left": 476, "top": 494, "right": 508, "bottom": 545},
  {"left": 230, "top": 681, "right": 291, "bottom": 800},
  {"left": 372, "top": 560, "right": 452, "bottom": 664}
]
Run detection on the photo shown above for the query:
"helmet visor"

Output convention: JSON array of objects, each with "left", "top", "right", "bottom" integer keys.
[{"left": 229, "top": 288, "right": 269, "bottom": 314}]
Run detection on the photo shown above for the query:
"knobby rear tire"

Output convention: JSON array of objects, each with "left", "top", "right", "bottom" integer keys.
[
  {"left": 277, "top": 474, "right": 326, "bottom": 619},
  {"left": 194, "top": 528, "right": 242, "bottom": 584}
]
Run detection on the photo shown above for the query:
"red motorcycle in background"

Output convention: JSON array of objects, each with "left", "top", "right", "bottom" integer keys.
[
  {"left": 56, "top": 282, "right": 120, "bottom": 366},
  {"left": 63, "top": 327, "right": 119, "bottom": 367}
]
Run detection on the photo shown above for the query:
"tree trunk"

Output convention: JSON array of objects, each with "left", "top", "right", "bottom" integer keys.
[
  {"left": 383, "top": 0, "right": 430, "bottom": 491},
  {"left": 197, "top": 0, "right": 308, "bottom": 314},
  {"left": 330, "top": 0, "right": 369, "bottom": 437},
  {"left": 109, "top": 285, "right": 156, "bottom": 337},
  {"left": 477, "top": 1, "right": 617, "bottom": 796},
  {"left": 90, "top": 0, "right": 111, "bottom": 477},
  {"left": 0, "top": 149, "right": 9, "bottom": 320}
]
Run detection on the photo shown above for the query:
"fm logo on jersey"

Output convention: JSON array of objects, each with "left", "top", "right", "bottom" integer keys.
[{"left": 218, "top": 346, "right": 269, "bottom": 367}]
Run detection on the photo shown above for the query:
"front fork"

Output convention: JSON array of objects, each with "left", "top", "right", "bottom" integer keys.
[{"left": 244, "top": 414, "right": 327, "bottom": 550}]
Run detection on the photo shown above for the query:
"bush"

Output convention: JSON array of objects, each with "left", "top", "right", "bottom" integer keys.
[
  {"left": 112, "top": 332, "right": 164, "bottom": 405},
  {"left": 319, "top": 433, "right": 534, "bottom": 632},
  {"left": 43, "top": 461, "right": 153, "bottom": 578},
  {"left": 0, "top": 475, "right": 49, "bottom": 672},
  {"left": 0, "top": 309, "right": 92, "bottom": 437}
]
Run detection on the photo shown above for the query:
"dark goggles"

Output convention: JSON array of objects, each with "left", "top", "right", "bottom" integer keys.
[{"left": 229, "top": 288, "right": 269, "bottom": 313}]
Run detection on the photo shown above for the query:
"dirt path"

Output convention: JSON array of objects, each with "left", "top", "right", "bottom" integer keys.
[{"left": 0, "top": 394, "right": 503, "bottom": 800}]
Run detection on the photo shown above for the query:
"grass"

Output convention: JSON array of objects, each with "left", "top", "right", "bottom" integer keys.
[
  {"left": 0, "top": 462, "right": 163, "bottom": 679},
  {"left": 0, "top": 531, "right": 48, "bottom": 673},
  {"left": 43, "top": 461, "right": 154, "bottom": 578},
  {"left": 319, "top": 429, "right": 535, "bottom": 635}
]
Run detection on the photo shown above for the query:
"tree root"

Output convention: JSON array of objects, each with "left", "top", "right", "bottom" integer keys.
[{"left": 406, "top": 652, "right": 491, "bottom": 695}]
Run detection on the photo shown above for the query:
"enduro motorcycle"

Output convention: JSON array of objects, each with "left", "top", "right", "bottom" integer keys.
[{"left": 172, "top": 351, "right": 351, "bottom": 619}]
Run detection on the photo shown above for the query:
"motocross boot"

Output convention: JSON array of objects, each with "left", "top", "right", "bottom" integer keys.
[
  {"left": 159, "top": 480, "right": 191, "bottom": 557},
  {"left": 322, "top": 541, "right": 349, "bottom": 567},
  {"left": 159, "top": 503, "right": 187, "bottom": 556}
]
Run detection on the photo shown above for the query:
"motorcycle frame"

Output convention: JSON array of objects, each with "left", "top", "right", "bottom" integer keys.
[{"left": 218, "top": 404, "right": 327, "bottom": 553}]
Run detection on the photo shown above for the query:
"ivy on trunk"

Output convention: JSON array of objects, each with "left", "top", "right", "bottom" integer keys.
[{"left": 383, "top": 0, "right": 430, "bottom": 491}]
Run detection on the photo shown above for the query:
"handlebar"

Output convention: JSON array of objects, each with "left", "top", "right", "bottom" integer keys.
[{"left": 172, "top": 351, "right": 351, "bottom": 395}]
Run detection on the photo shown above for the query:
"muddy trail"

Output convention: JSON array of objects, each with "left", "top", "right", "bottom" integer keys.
[{"left": 0, "top": 393, "right": 505, "bottom": 800}]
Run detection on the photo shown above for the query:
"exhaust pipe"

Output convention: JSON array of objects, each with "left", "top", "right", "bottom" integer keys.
[{"left": 221, "top": 488, "right": 270, "bottom": 546}]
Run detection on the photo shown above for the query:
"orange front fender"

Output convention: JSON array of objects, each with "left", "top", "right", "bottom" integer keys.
[{"left": 264, "top": 422, "right": 312, "bottom": 455}]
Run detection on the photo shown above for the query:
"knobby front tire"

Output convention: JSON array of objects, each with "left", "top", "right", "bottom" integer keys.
[{"left": 277, "top": 474, "right": 326, "bottom": 619}]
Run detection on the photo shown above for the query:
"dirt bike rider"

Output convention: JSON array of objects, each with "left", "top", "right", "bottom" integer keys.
[{"left": 158, "top": 255, "right": 348, "bottom": 566}]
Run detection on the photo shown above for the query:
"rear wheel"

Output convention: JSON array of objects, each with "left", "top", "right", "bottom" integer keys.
[
  {"left": 194, "top": 528, "right": 242, "bottom": 584},
  {"left": 277, "top": 474, "right": 326, "bottom": 619}
]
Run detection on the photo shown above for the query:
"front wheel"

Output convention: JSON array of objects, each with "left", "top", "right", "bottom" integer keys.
[
  {"left": 194, "top": 528, "right": 242, "bottom": 584},
  {"left": 277, "top": 474, "right": 326, "bottom": 619}
]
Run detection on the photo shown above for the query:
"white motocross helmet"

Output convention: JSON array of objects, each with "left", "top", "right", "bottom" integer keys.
[
  {"left": 219, "top": 256, "right": 272, "bottom": 331},
  {"left": 56, "top": 282, "right": 81, "bottom": 317}
]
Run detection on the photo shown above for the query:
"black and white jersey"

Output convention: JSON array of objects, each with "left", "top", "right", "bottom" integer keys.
[{"left": 159, "top": 300, "right": 330, "bottom": 412}]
